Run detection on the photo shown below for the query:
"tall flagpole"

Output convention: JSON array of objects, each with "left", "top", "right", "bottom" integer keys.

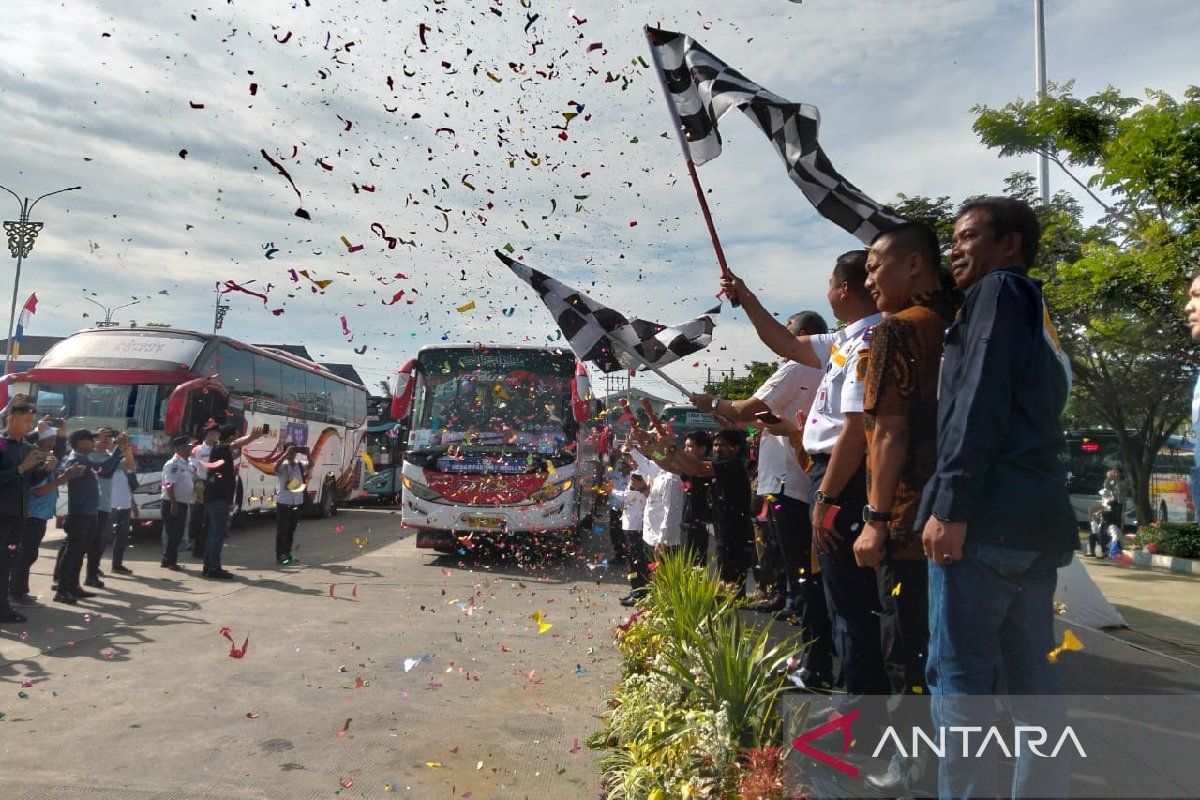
[
  {"left": 1034, "top": 0, "right": 1050, "bottom": 205},
  {"left": 644, "top": 25, "right": 738, "bottom": 306}
]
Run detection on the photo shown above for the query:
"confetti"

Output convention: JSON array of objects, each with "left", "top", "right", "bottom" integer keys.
[
  {"left": 891, "top": 582, "right": 902, "bottom": 597},
  {"left": 530, "top": 610, "right": 553, "bottom": 634},
  {"left": 218, "top": 626, "right": 249, "bottom": 658},
  {"left": 1046, "top": 629, "right": 1085, "bottom": 663},
  {"left": 456, "top": 301, "right": 476, "bottom": 313}
]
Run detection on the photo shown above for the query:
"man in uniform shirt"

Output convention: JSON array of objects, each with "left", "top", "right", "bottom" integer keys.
[
  {"left": 161, "top": 436, "right": 195, "bottom": 570},
  {"left": 721, "top": 252, "right": 888, "bottom": 712},
  {"left": 189, "top": 422, "right": 220, "bottom": 558},
  {"left": 918, "top": 197, "right": 1077, "bottom": 798},
  {"left": 854, "top": 221, "right": 956, "bottom": 796}
]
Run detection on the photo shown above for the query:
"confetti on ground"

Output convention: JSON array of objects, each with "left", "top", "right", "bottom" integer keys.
[
  {"left": 218, "top": 626, "right": 249, "bottom": 659},
  {"left": 530, "top": 610, "right": 553, "bottom": 634},
  {"left": 1047, "top": 629, "right": 1085, "bottom": 663}
]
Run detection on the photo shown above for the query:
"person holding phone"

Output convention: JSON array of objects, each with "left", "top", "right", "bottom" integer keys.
[
  {"left": 202, "top": 423, "right": 267, "bottom": 579},
  {"left": 0, "top": 403, "right": 56, "bottom": 622},
  {"left": 275, "top": 443, "right": 305, "bottom": 565}
]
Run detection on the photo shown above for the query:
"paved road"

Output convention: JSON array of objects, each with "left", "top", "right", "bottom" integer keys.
[{"left": 0, "top": 507, "right": 626, "bottom": 799}]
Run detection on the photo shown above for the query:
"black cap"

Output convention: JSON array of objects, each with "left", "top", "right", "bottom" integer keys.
[
  {"left": 69, "top": 429, "right": 95, "bottom": 446},
  {"left": 171, "top": 435, "right": 193, "bottom": 447}
]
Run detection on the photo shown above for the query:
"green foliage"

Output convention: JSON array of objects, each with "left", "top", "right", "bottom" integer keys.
[
  {"left": 703, "top": 360, "right": 779, "bottom": 400},
  {"left": 591, "top": 550, "right": 806, "bottom": 799},
  {"left": 1136, "top": 523, "right": 1200, "bottom": 560}
]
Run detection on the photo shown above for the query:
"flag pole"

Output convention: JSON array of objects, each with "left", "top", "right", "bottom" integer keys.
[{"left": 644, "top": 25, "right": 738, "bottom": 306}]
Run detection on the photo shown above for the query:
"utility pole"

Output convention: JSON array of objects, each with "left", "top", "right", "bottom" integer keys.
[
  {"left": 1034, "top": 0, "right": 1050, "bottom": 205},
  {"left": 0, "top": 183, "right": 81, "bottom": 372}
]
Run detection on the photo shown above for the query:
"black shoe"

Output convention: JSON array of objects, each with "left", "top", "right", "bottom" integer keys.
[
  {"left": 0, "top": 608, "right": 27, "bottom": 623},
  {"left": 213, "top": 569, "right": 234, "bottom": 579},
  {"left": 864, "top": 770, "right": 906, "bottom": 796},
  {"left": 111, "top": 565, "right": 133, "bottom": 575},
  {"left": 751, "top": 595, "right": 786, "bottom": 613},
  {"left": 618, "top": 594, "right": 637, "bottom": 607},
  {"left": 54, "top": 594, "right": 79, "bottom": 605},
  {"left": 9, "top": 594, "right": 38, "bottom": 607},
  {"left": 84, "top": 578, "right": 106, "bottom": 589},
  {"left": 70, "top": 588, "right": 97, "bottom": 599}
]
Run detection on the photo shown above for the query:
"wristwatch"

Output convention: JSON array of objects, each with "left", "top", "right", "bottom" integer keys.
[
  {"left": 814, "top": 489, "right": 839, "bottom": 505},
  {"left": 863, "top": 504, "right": 893, "bottom": 523}
]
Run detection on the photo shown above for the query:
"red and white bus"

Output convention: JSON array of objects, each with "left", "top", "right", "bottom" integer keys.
[
  {"left": 3, "top": 327, "right": 369, "bottom": 521},
  {"left": 393, "top": 344, "right": 601, "bottom": 554}
]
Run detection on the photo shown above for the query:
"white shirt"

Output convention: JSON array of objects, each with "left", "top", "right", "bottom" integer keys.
[
  {"left": 753, "top": 361, "right": 821, "bottom": 501},
  {"left": 613, "top": 486, "right": 648, "bottom": 531},
  {"left": 629, "top": 450, "right": 684, "bottom": 547},
  {"left": 110, "top": 465, "right": 134, "bottom": 510},
  {"left": 608, "top": 470, "right": 631, "bottom": 509},
  {"left": 276, "top": 459, "right": 306, "bottom": 506},
  {"left": 162, "top": 454, "right": 195, "bottom": 503},
  {"left": 801, "top": 314, "right": 882, "bottom": 456},
  {"left": 191, "top": 442, "right": 214, "bottom": 481}
]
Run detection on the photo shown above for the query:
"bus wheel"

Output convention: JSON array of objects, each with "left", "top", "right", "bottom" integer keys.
[{"left": 318, "top": 479, "right": 337, "bottom": 518}]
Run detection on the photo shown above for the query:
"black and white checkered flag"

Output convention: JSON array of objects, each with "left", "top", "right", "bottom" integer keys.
[
  {"left": 496, "top": 250, "right": 717, "bottom": 374},
  {"left": 646, "top": 26, "right": 904, "bottom": 245}
]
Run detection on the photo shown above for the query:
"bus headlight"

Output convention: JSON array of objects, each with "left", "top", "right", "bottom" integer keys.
[
  {"left": 530, "top": 479, "right": 572, "bottom": 505},
  {"left": 402, "top": 474, "right": 442, "bottom": 501}
]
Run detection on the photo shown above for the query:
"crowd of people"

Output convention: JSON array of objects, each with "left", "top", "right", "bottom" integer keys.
[
  {"left": 604, "top": 197, "right": 1080, "bottom": 799},
  {"left": 0, "top": 410, "right": 288, "bottom": 625}
]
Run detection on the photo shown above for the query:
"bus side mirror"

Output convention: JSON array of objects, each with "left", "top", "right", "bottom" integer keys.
[
  {"left": 571, "top": 364, "right": 590, "bottom": 425},
  {"left": 390, "top": 360, "right": 416, "bottom": 421},
  {"left": 164, "top": 377, "right": 228, "bottom": 436}
]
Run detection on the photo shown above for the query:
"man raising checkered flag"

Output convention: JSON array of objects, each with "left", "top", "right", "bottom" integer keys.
[
  {"left": 496, "top": 250, "right": 715, "bottom": 386},
  {"left": 645, "top": 26, "right": 904, "bottom": 245}
]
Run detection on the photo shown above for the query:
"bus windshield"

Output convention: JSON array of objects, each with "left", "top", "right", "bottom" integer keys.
[
  {"left": 26, "top": 382, "right": 175, "bottom": 455},
  {"left": 408, "top": 348, "right": 575, "bottom": 454}
]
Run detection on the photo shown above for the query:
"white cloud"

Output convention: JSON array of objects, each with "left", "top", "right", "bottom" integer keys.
[{"left": 0, "top": 0, "right": 1197, "bottom": 392}]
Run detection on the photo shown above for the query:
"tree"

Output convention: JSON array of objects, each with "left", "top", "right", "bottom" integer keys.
[
  {"left": 966, "top": 84, "right": 1200, "bottom": 526},
  {"left": 704, "top": 360, "right": 780, "bottom": 400}
]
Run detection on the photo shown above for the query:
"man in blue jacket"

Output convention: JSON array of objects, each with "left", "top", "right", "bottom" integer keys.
[
  {"left": 0, "top": 402, "right": 54, "bottom": 623},
  {"left": 919, "top": 197, "right": 1078, "bottom": 798},
  {"left": 56, "top": 429, "right": 127, "bottom": 604}
]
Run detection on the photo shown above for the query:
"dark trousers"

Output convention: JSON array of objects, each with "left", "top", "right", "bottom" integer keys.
[
  {"left": 0, "top": 515, "right": 24, "bottom": 610},
  {"left": 204, "top": 499, "right": 232, "bottom": 572},
  {"left": 608, "top": 506, "right": 627, "bottom": 563},
  {"left": 770, "top": 493, "right": 834, "bottom": 681},
  {"left": 752, "top": 496, "right": 784, "bottom": 596},
  {"left": 682, "top": 521, "right": 709, "bottom": 565},
  {"left": 61, "top": 514, "right": 98, "bottom": 594},
  {"left": 161, "top": 503, "right": 187, "bottom": 566},
  {"left": 10, "top": 517, "right": 49, "bottom": 599},
  {"left": 623, "top": 529, "right": 650, "bottom": 591},
  {"left": 713, "top": 513, "right": 753, "bottom": 595},
  {"left": 808, "top": 459, "right": 888, "bottom": 707},
  {"left": 275, "top": 503, "right": 302, "bottom": 558},
  {"left": 86, "top": 510, "right": 111, "bottom": 580},
  {"left": 877, "top": 557, "right": 934, "bottom": 790},
  {"left": 109, "top": 508, "right": 132, "bottom": 569},
  {"left": 189, "top": 501, "right": 208, "bottom": 557}
]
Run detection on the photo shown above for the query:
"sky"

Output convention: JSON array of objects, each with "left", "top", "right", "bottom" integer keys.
[{"left": 2, "top": 0, "right": 1198, "bottom": 399}]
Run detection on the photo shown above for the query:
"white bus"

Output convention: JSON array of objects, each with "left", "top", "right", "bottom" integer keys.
[
  {"left": 4, "top": 327, "right": 369, "bottom": 521},
  {"left": 393, "top": 344, "right": 600, "bottom": 554}
]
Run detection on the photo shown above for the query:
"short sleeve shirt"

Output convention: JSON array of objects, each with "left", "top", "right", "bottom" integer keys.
[
  {"left": 162, "top": 454, "right": 195, "bottom": 502},
  {"left": 206, "top": 443, "right": 237, "bottom": 502},
  {"left": 802, "top": 313, "right": 882, "bottom": 456},
  {"left": 753, "top": 361, "right": 821, "bottom": 500},
  {"left": 863, "top": 292, "right": 955, "bottom": 558}
]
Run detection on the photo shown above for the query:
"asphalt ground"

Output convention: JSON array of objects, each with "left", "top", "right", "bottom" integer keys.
[{"left": 0, "top": 506, "right": 628, "bottom": 799}]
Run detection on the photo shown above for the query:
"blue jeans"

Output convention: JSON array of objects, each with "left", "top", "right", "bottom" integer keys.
[
  {"left": 927, "top": 540, "right": 1072, "bottom": 799},
  {"left": 109, "top": 508, "right": 132, "bottom": 569},
  {"left": 204, "top": 499, "right": 232, "bottom": 572}
]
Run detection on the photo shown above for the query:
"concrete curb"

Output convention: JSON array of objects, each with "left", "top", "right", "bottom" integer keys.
[{"left": 1130, "top": 549, "right": 1197, "bottom": 575}]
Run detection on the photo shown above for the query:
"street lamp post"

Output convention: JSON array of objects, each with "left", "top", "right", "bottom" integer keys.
[
  {"left": 82, "top": 294, "right": 142, "bottom": 327},
  {"left": 1, "top": 183, "right": 81, "bottom": 372}
]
